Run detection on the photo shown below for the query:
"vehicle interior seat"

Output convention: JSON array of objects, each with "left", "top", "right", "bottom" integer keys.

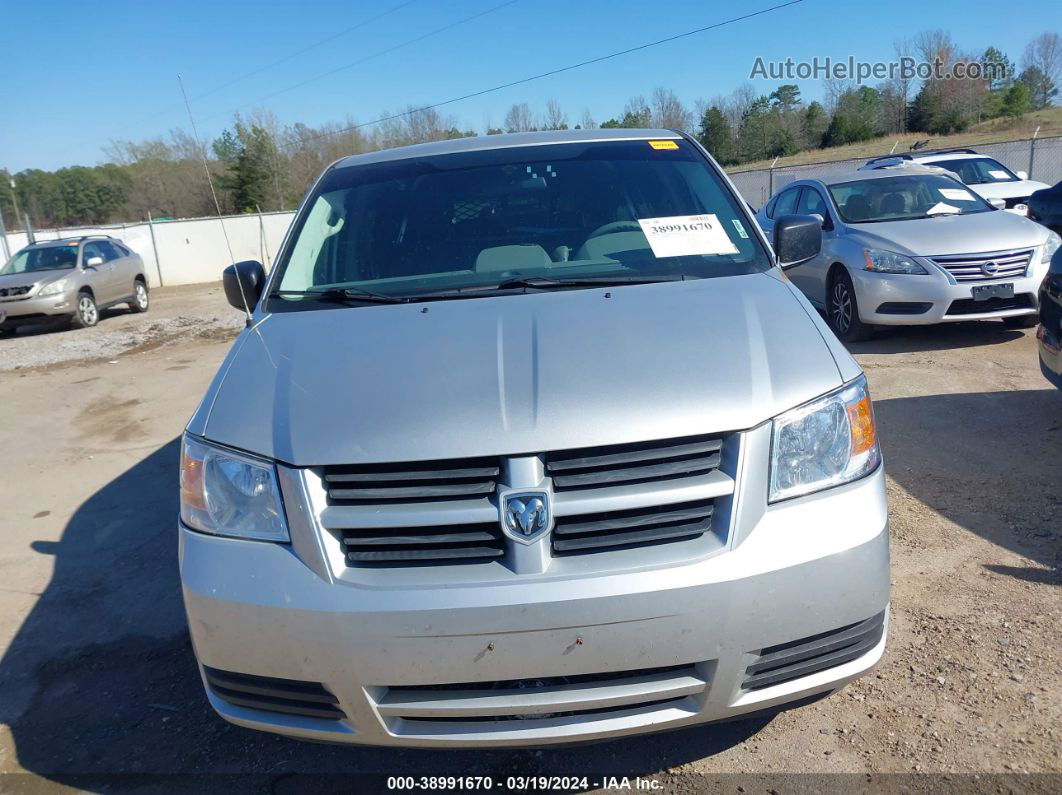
[
  {"left": 844, "top": 194, "right": 871, "bottom": 221},
  {"left": 880, "top": 192, "right": 907, "bottom": 215}
]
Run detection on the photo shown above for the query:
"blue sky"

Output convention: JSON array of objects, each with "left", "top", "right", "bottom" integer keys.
[{"left": 3, "top": 0, "right": 1057, "bottom": 172}]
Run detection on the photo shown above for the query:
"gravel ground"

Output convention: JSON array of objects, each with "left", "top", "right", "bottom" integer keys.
[
  {"left": 0, "top": 284, "right": 1059, "bottom": 792},
  {"left": 0, "top": 284, "right": 244, "bottom": 372}
]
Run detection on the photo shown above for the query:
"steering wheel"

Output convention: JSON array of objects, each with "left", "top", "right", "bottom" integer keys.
[{"left": 583, "top": 220, "right": 643, "bottom": 241}]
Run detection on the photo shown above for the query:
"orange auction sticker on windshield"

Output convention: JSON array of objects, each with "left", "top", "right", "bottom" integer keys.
[{"left": 648, "top": 140, "right": 679, "bottom": 150}]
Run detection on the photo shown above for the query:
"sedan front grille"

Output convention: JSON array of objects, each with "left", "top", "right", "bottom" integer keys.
[
  {"left": 322, "top": 457, "right": 501, "bottom": 504},
  {"left": 544, "top": 434, "right": 723, "bottom": 492},
  {"left": 930, "top": 248, "right": 1033, "bottom": 282},
  {"left": 742, "top": 611, "right": 886, "bottom": 691}
]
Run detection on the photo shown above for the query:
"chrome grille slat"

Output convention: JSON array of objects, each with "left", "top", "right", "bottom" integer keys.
[{"left": 930, "top": 248, "right": 1033, "bottom": 282}]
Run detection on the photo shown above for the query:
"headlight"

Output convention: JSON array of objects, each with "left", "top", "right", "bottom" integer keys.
[
  {"left": 862, "top": 248, "right": 927, "bottom": 274},
  {"left": 38, "top": 279, "right": 69, "bottom": 296},
  {"left": 769, "top": 375, "right": 881, "bottom": 502},
  {"left": 1042, "top": 232, "right": 1061, "bottom": 264},
  {"left": 180, "top": 433, "right": 289, "bottom": 541}
]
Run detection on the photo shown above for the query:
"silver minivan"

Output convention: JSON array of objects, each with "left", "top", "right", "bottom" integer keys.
[{"left": 179, "top": 129, "right": 889, "bottom": 747}]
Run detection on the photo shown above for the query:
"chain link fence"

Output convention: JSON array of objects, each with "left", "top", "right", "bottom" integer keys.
[{"left": 728, "top": 135, "right": 1062, "bottom": 207}]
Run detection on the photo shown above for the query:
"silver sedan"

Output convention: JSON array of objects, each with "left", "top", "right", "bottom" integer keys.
[{"left": 755, "top": 165, "right": 1061, "bottom": 342}]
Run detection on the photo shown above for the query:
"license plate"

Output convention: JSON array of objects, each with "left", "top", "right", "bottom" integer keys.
[{"left": 972, "top": 283, "right": 1014, "bottom": 301}]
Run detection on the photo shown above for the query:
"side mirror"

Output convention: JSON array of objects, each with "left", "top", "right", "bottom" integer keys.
[
  {"left": 84, "top": 256, "right": 104, "bottom": 268},
  {"left": 773, "top": 214, "right": 822, "bottom": 269},
  {"left": 1016, "top": 170, "right": 1029, "bottom": 181},
  {"left": 222, "top": 260, "right": 266, "bottom": 314},
  {"left": 988, "top": 197, "right": 1006, "bottom": 210}
]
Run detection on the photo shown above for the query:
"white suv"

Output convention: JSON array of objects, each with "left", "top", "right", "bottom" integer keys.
[{"left": 860, "top": 148, "right": 1049, "bottom": 215}]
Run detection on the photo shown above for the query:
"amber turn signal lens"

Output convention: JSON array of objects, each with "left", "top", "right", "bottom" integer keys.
[
  {"left": 180, "top": 441, "right": 207, "bottom": 512},
  {"left": 846, "top": 393, "right": 876, "bottom": 456}
]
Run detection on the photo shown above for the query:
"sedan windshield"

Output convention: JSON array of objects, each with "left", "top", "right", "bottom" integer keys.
[
  {"left": 828, "top": 174, "right": 992, "bottom": 223},
  {"left": 923, "top": 157, "right": 1018, "bottom": 184},
  {"left": 1, "top": 244, "right": 78, "bottom": 275},
  {"left": 271, "top": 139, "right": 769, "bottom": 303}
]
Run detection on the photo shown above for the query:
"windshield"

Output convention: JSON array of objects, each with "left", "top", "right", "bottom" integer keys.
[
  {"left": 924, "top": 157, "right": 1018, "bottom": 185},
  {"left": 1, "top": 244, "right": 79, "bottom": 276},
  {"left": 271, "top": 139, "right": 769, "bottom": 303},
  {"left": 828, "top": 174, "right": 992, "bottom": 223}
]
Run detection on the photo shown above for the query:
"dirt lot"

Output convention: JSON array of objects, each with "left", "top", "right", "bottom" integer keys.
[{"left": 0, "top": 284, "right": 1059, "bottom": 792}]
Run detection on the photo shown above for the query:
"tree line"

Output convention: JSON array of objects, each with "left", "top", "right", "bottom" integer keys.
[{"left": 2, "top": 30, "right": 1059, "bottom": 231}]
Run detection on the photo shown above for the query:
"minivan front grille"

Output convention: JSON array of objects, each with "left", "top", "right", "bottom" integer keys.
[
  {"left": 339, "top": 523, "right": 505, "bottom": 564},
  {"left": 203, "top": 666, "right": 346, "bottom": 720},
  {"left": 322, "top": 457, "right": 501, "bottom": 504},
  {"left": 552, "top": 499, "right": 713, "bottom": 554},
  {"left": 544, "top": 434, "right": 723, "bottom": 492},
  {"left": 742, "top": 611, "right": 886, "bottom": 691},
  {"left": 376, "top": 663, "right": 708, "bottom": 728},
  {"left": 930, "top": 248, "right": 1032, "bottom": 282}
]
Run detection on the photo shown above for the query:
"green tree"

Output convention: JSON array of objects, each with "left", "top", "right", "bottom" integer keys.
[
  {"left": 801, "top": 101, "right": 827, "bottom": 148},
  {"left": 1001, "top": 80, "right": 1033, "bottom": 117},
  {"left": 769, "top": 84, "right": 801, "bottom": 113},
  {"left": 697, "top": 106, "right": 735, "bottom": 164},
  {"left": 213, "top": 121, "right": 282, "bottom": 213},
  {"left": 1019, "top": 65, "right": 1058, "bottom": 109}
]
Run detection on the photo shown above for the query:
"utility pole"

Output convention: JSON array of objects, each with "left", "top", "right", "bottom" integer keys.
[{"left": 8, "top": 177, "right": 20, "bottom": 227}]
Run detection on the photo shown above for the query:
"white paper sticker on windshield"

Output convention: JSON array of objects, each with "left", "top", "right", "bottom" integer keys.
[
  {"left": 926, "top": 202, "right": 960, "bottom": 215},
  {"left": 939, "top": 188, "right": 975, "bottom": 201},
  {"left": 989, "top": 169, "right": 1011, "bottom": 179},
  {"left": 637, "top": 214, "right": 739, "bottom": 258}
]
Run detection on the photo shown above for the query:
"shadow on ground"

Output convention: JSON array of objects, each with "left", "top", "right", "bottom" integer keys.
[
  {"left": 875, "top": 388, "right": 1062, "bottom": 578},
  {"left": 1, "top": 306, "right": 134, "bottom": 339},
  {"left": 0, "top": 438, "right": 771, "bottom": 789},
  {"left": 847, "top": 321, "right": 1026, "bottom": 355}
]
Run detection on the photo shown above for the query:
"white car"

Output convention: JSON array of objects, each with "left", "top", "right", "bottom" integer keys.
[{"left": 860, "top": 148, "right": 1049, "bottom": 216}]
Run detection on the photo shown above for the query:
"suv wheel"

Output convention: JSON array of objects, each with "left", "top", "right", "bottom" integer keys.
[
  {"left": 1002, "top": 315, "right": 1037, "bottom": 329},
  {"left": 129, "top": 280, "right": 150, "bottom": 313},
  {"left": 828, "top": 271, "right": 875, "bottom": 343},
  {"left": 71, "top": 292, "right": 99, "bottom": 329}
]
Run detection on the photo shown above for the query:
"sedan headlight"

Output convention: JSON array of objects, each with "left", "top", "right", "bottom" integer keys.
[
  {"left": 1042, "top": 231, "right": 1061, "bottom": 264},
  {"left": 180, "top": 433, "right": 289, "bottom": 541},
  {"left": 769, "top": 375, "right": 881, "bottom": 502},
  {"left": 38, "top": 278, "right": 69, "bottom": 296},
  {"left": 862, "top": 248, "right": 927, "bottom": 274}
]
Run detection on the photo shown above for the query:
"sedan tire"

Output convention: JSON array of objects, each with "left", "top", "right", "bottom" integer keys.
[{"left": 828, "top": 270, "right": 875, "bottom": 343}]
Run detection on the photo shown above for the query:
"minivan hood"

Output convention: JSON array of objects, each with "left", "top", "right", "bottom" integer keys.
[
  {"left": 849, "top": 209, "right": 1047, "bottom": 257},
  {"left": 199, "top": 274, "right": 847, "bottom": 465}
]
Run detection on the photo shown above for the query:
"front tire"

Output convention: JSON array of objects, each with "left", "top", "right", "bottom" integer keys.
[
  {"left": 828, "top": 270, "right": 875, "bottom": 343},
  {"left": 129, "top": 280, "right": 149, "bottom": 313},
  {"left": 71, "top": 292, "right": 99, "bottom": 329},
  {"left": 1002, "top": 315, "right": 1037, "bottom": 329}
]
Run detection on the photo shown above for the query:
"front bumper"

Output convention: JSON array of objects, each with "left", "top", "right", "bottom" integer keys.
[
  {"left": 850, "top": 266, "right": 1044, "bottom": 325},
  {"left": 180, "top": 455, "right": 890, "bottom": 748},
  {"left": 0, "top": 291, "right": 77, "bottom": 324}
]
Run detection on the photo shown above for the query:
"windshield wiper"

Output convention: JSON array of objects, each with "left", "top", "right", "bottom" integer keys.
[
  {"left": 492, "top": 275, "right": 685, "bottom": 290},
  {"left": 271, "top": 287, "right": 406, "bottom": 305}
]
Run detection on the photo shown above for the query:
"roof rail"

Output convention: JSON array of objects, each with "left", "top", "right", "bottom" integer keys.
[{"left": 865, "top": 147, "right": 979, "bottom": 166}]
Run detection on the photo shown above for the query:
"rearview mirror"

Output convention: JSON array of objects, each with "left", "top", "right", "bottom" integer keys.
[
  {"left": 987, "top": 197, "right": 1006, "bottom": 210},
  {"left": 222, "top": 260, "right": 266, "bottom": 315},
  {"left": 1016, "top": 170, "right": 1029, "bottom": 181},
  {"left": 773, "top": 214, "right": 822, "bottom": 269},
  {"left": 84, "top": 256, "right": 103, "bottom": 268}
]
